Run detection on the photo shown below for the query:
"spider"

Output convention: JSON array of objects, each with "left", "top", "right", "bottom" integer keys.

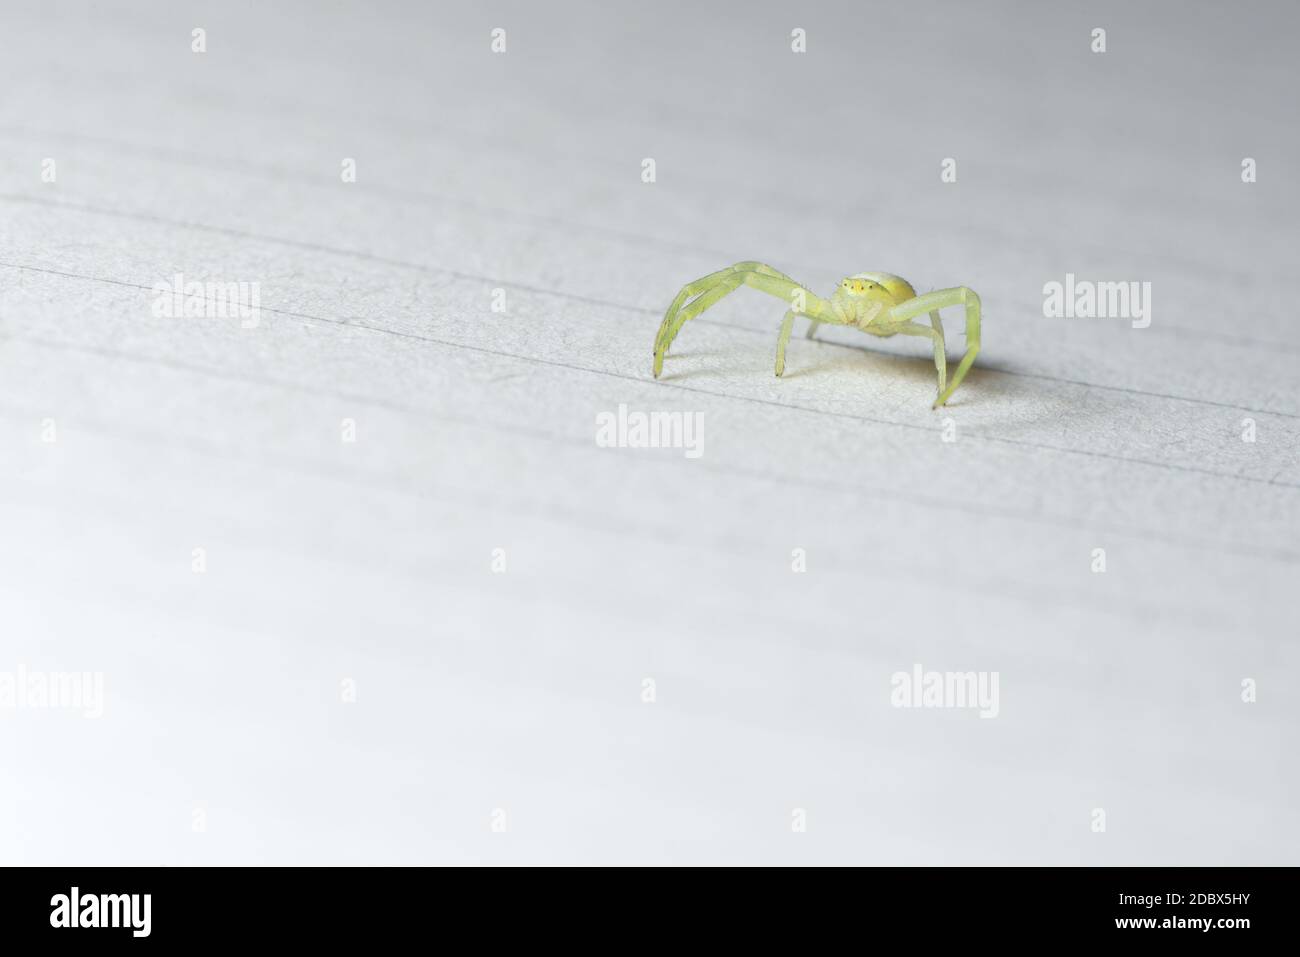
[{"left": 652, "top": 262, "right": 981, "bottom": 407}]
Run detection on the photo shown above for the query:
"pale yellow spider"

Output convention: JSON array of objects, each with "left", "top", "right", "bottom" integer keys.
[{"left": 652, "top": 262, "right": 982, "bottom": 407}]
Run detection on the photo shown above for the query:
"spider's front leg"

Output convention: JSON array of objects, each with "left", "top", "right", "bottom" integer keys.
[
  {"left": 653, "top": 264, "right": 745, "bottom": 364},
  {"left": 890, "top": 310, "right": 947, "bottom": 396},
  {"left": 887, "top": 287, "right": 981, "bottom": 407},
  {"left": 653, "top": 262, "right": 841, "bottom": 378},
  {"left": 654, "top": 262, "right": 793, "bottom": 376},
  {"left": 776, "top": 307, "right": 829, "bottom": 376}
]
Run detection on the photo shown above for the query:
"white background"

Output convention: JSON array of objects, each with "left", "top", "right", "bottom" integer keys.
[{"left": 1, "top": 0, "right": 1296, "bottom": 864}]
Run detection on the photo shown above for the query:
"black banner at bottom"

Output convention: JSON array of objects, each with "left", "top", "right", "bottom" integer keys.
[{"left": 0, "top": 866, "right": 1290, "bottom": 944}]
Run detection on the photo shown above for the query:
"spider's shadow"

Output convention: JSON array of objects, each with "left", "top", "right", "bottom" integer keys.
[
  {"left": 779, "top": 347, "right": 945, "bottom": 384},
  {"left": 663, "top": 341, "right": 993, "bottom": 393},
  {"left": 657, "top": 334, "right": 1065, "bottom": 419}
]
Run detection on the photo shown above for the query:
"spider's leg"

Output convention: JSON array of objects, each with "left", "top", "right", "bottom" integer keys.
[
  {"left": 766, "top": 293, "right": 846, "bottom": 377},
  {"left": 777, "top": 304, "right": 846, "bottom": 375},
  {"left": 654, "top": 262, "right": 830, "bottom": 378},
  {"left": 928, "top": 311, "right": 947, "bottom": 395},
  {"left": 654, "top": 275, "right": 744, "bottom": 376},
  {"left": 654, "top": 266, "right": 737, "bottom": 358},
  {"left": 718, "top": 270, "right": 846, "bottom": 377},
  {"left": 891, "top": 320, "right": 947, "bottom": 396},
  {"left": 805, "top": 319, "right": 822, "bottom": 340},
  {"left": 655, "top": 261, "right": 797, "bottom": 353},
  {"left": 736, "top": 261, "right": 797, "bottom": 282},
  {"left": 887, "top": 287, "right": 980, "bottom": 407},
  {"left": 909, "top": 310, "right": 948, "bottom": 394},
  {"left": 777, "top": 311, "right": 799, "bottom": 376}
]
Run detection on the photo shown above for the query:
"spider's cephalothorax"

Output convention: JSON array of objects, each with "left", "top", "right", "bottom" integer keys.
[
  {"left": 652, "top": 261, "right": 981, "bottom": 408},
  {"left": 831, "top": 272, "right": 918, "bottom": 328}
]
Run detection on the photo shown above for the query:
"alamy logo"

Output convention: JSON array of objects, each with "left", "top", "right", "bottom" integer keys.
[
  {"left": 1042, "top": 273, "right": 1151, "bottom": 328},
  {"left": 890, "top": 664, "right": 1000, "bottom": 718},
  {"left": 595, "top": 403, "right": 703, "bottom": 459},
  {"left": 151, "top": 273, "right": 261, "bottom": 328},
  {"left": 0, "top": 665, "right": 103, "bottom": 718},
  {"left": 50, "top": 887, "right": 151, "bottom": 937}
]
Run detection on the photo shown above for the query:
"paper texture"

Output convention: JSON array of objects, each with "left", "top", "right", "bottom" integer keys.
[{"left": 1, "top": 1, "right": 1296, "bottom": 864}]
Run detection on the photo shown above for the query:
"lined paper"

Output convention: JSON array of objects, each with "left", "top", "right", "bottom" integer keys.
[{"left": 1, "top": 0, "right": 1296, "bottom": 865}]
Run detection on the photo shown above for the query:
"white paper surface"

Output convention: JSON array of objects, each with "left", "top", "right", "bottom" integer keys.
[{"left": 1, "top": 1, "right": 1296, "bottom": 864}]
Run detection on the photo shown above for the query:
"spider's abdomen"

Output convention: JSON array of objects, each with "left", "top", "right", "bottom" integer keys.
[{"left": 850, "top": 272, "right": 916, "bottom": 303}]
